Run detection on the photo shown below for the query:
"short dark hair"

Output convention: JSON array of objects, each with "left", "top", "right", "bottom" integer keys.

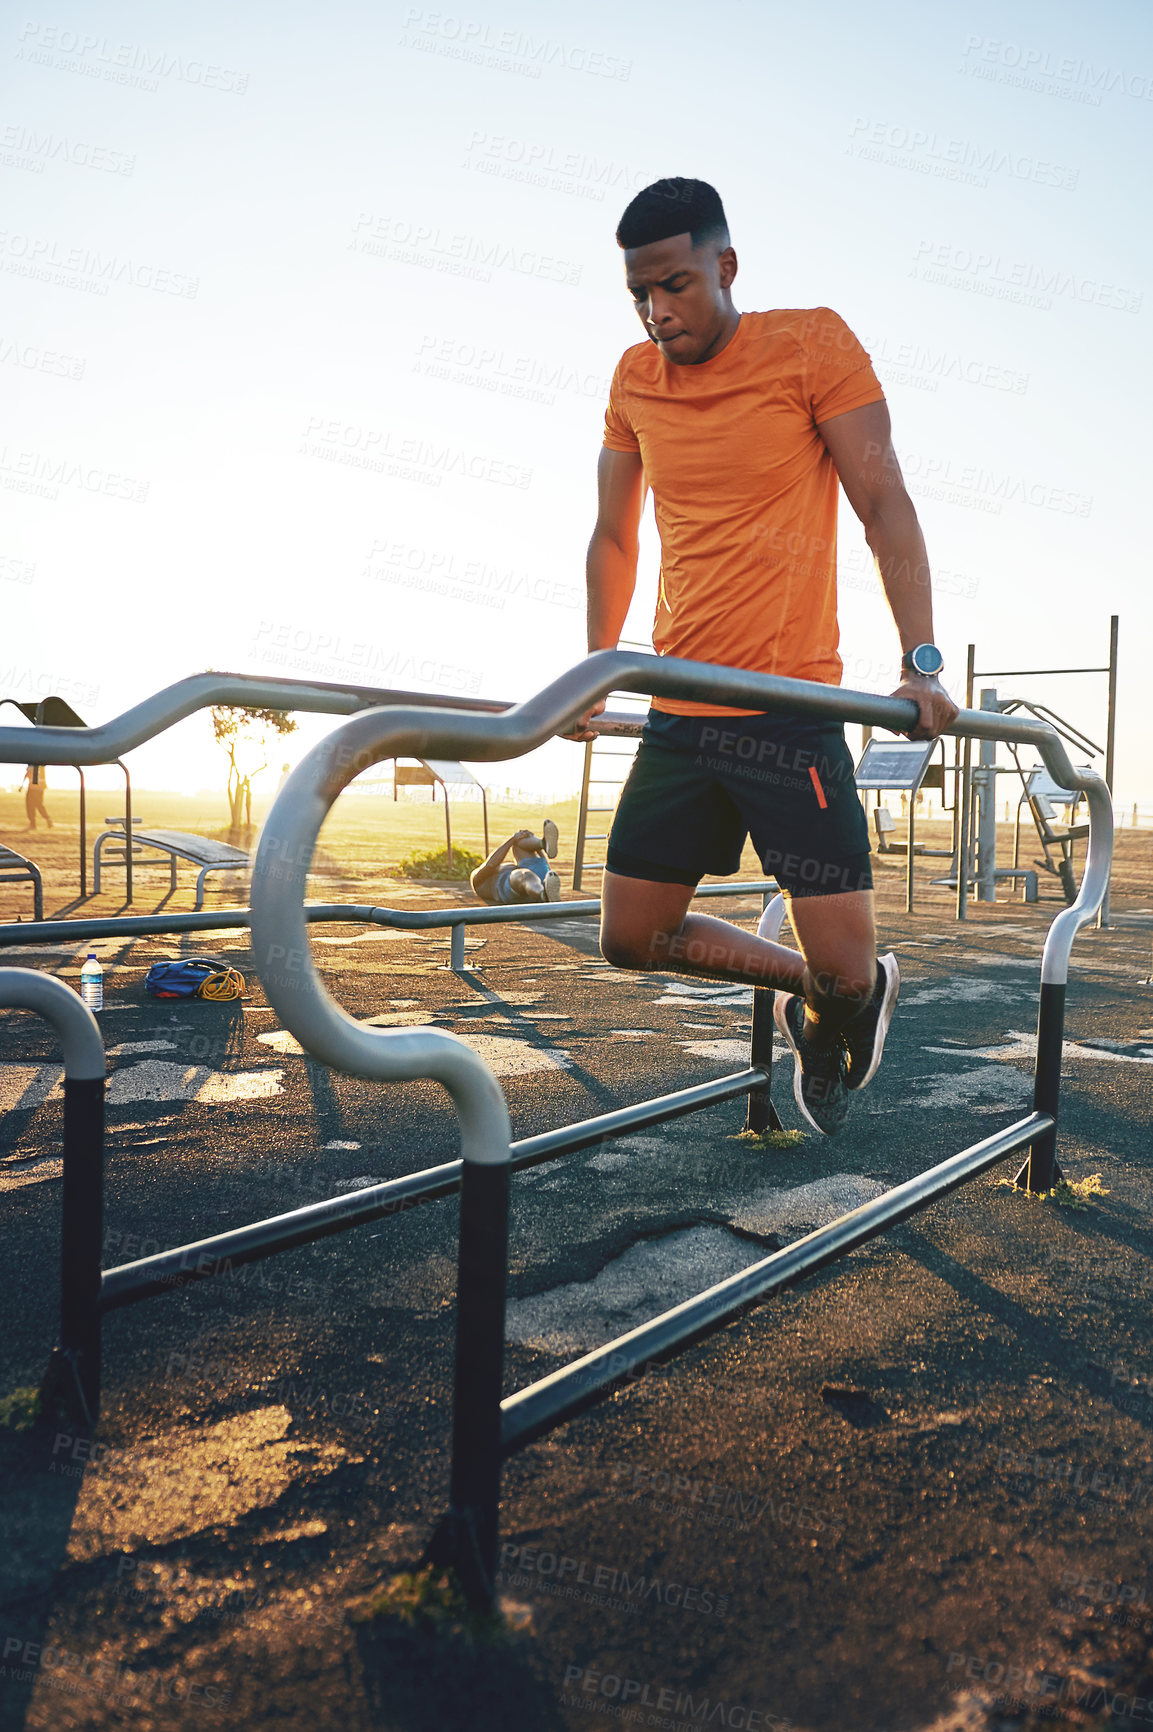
[{"left": 615, "top": 178, "right": 730, "bottom": 251}]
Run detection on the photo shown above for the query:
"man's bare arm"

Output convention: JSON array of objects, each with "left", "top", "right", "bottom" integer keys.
[
  {"left": 817, "top": 398, "right": 958, "bottom": 741},
  {"left": 567, "top": 447, "right": 646, "bottom": 742},
  {"left": 470, "top": 832, "right": 528, "bottom": 897},
  {"left": 587, "top": 446, "right": 645, "bottom": 648}
]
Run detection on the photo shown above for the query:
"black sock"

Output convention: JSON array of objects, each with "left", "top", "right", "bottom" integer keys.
[{"left": 839, "top": 962, "right": 884, "bottom": 1028}]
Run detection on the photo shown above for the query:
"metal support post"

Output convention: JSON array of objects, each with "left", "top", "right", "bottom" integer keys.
[
  {"left": 745, "top": 892, "right": 784, "bottom": 1134},
  {"left": 1104, "top": 614, "right": 1119, "bottom": 796},
  {"left": 955, "top": 739, "right": 973, "bottom": 921},
  {"left": 976, "top": 690, "right": 998, "bottom": 902},
  {"left": 424, "top": 1153, "right": 511, "bottom": 1614},
  {"left": 78, "top": 769, "right": 87, "bottom": 899},
  {"left": 955, "top": 646, "right": 976, "bottom": 920},
  {"left": 572, "top": 739, "right": 594, "bottom": 893},
  {"left": 1098, "top": 614, "right": 1118, "bottom": 930},
  {"left": 906, "top": 796, "right": 915, "bottom": 914},
  {"left": 449, "top": 923, "right": 468, "bottom": 973},
  {"left": 1013, "top": 981, "right": 1066, "bottom": 1192},
  {"left": 0, "top": 971, "right": 106, "bottom": 1427},
  {"left": 744, "top": 987, "right": 782, "bottom": 1134},
  {"left": 49, "top": 1075, "right": 106, "bottom": 1424},
  {"left": 122, "top": 763, "right": 133, "bottom": 905}
]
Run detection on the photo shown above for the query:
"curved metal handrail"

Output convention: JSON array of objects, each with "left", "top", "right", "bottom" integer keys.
[
  {"left": 0, "top": 670, "right": 514, "bottom": 768},
  {"left": 250, "top": 650, "right": 1113, "bottom": 1093},
  {"left": 0, "top": 970, "right": 104, "bottom": 1079}
]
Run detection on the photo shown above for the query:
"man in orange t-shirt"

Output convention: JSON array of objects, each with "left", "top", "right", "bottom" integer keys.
[{"left": 572, "top": 177, "right": 957, "bottom": 1135}]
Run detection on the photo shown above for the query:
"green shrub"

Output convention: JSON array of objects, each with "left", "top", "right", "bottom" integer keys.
[
  {"left": 352, "top": 1564, "right": 508, "bottom": 1643},
  {"left": 0, "top": 1385, "right": 42, "bottom": 1430},
  {"left": 394, "top": 846, "right": 484, "bottom": 882},
  {"left": 996, "top": 1171, "right": 1109, "bottom": 1209}
]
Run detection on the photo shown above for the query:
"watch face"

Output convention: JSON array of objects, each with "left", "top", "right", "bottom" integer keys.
[{"left": 911, "top": 644, "right": 944, "bottom": 676}]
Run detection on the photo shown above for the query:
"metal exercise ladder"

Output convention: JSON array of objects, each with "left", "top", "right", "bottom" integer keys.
[{"left": 571, "top": 639, "right": 650, "bottom": 891}]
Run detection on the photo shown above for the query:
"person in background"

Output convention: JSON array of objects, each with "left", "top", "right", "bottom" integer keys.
[
  {"left": 470, "top": 821, "right": 561, "bottom": 904},
  {"left": 22, "top": 764, "right": 52, "bottom": 830}
]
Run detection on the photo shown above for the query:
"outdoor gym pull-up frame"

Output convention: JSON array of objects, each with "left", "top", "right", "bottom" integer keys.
[
  {"left": 954, "top": 616, "right": 1118, "bottom": 924},
  {"left": 0, "top": 650, "right": 1113, "bottom": 1616}
]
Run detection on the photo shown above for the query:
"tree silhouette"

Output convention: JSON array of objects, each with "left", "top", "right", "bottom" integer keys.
[{"left": 211, "top": 705, "right": 297, "bottom": 840}]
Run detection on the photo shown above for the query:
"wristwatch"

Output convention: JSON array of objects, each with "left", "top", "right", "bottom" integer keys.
[{"left": 901, "top": 643, "right": 945, "bottom": 677}]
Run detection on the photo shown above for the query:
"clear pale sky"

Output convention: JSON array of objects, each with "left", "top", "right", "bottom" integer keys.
[{"left": 2, "top": 0, "right": 1149, "bottom": 803}]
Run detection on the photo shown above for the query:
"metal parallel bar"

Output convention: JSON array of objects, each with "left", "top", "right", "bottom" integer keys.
[
  {"left": 500, "top": 1111, "right": 1053, "bottom": 1456},
  {"left": 0, "top": 675, "right": 640, "bottom": 772},
  {"left": 0, "top": 674, "right": 518, "bottom": 768},
  {"left": 6, "top": 655, "right": 1109, "bottom": 1538},
  {"left": 0, "top": 651, "right": 1116, "bottom": 787},
  {"left": 243, "top": 653, "right": 1111, "bottom": 1278},
  {"left": 512, "top": 1068, "right": 766, "bottom": 1168},
  {"left": 2, "top": 906, "right": 253, "bottom": 946},
  {"left": 974, "top": 667, "right": 1111, "bottom": 677},
  {"left": 0, "top": 879, "right": 779, "bottom": 948},
  {"left": 98, "top": 1067, "right": 769, "bottom": 1311}
]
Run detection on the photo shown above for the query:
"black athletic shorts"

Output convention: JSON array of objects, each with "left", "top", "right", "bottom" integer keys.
[{"left": 606, "top": 709, "right": 873, "bottom": 898}]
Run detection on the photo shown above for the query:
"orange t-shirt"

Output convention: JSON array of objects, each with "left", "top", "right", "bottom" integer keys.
[{"left": 602, "top": 307, "right": 885, "bottom": 716}]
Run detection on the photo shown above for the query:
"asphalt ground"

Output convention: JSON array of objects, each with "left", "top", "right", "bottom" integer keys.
[{"left": 0, "top": 821, "right": 1152, "bottom": 1731}]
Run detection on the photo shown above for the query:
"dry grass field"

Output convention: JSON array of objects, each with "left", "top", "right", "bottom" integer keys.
[{"left": 2, "top": 782, "right": 1149, "bottom": 926}]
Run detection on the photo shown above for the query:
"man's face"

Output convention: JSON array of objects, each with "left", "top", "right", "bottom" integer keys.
[{"left": 622, "top": 232, "right": 738, "bottom": 365}]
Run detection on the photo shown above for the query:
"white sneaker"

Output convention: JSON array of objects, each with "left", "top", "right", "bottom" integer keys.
[
  {"left": 843, "top": 953, "right": 900, "bottom": 1092},
  {"left": 756, "top": 895, "right": 787, "bottom": 944}
]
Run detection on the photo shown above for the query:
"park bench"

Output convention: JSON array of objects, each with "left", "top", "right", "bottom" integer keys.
[
  {"left": 92, "top": 822, "right": 250, "bottom": 910},
  {"left": 0, "top": 843, "right": 43, "bottom": 920}
]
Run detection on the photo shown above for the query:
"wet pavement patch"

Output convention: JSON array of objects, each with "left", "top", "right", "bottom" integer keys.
[
  {"left": 725, "top": 1173, "right": 889, "bottom": 1238},
  {"left": 820, "top": 1385, "right": 890, "bottom": 1427},
  {"left": 505, "top": 1225, "right": 769, "bottom": 1355}
]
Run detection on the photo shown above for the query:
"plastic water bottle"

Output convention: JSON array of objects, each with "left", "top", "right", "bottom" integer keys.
[{"left": 80, "top": 952, "right": 103, "bottom": 1013}]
